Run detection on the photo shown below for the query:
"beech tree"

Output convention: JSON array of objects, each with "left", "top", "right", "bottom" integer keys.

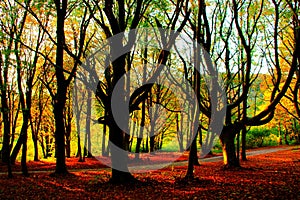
[
  {"left": 81, "top": 0, "right": 192, "bottom": 183},
  {"left": 13, "top": 0, "right": 93, "bottom": 174},
  {"left": 0, "top": 0, "right": 16, "bottom": 177},
  {"left": 179, "top": 0, "right": 300, "bottom": 169},
  {"left": 10, "top": 1, "right": 47, "bottom": 167},
  {"left": 217, "top": 0, "right": 300, "bottom": 167}
]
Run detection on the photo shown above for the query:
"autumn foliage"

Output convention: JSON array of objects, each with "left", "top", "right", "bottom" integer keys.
[{"left": 0, "top": 146, "right": 299, "bottom": 199}]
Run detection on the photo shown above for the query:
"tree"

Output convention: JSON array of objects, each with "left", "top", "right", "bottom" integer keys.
[
  {"left": 218, "top": 0, "right": 300, "bottom": 167},
  {"left": 81, "top": 0, "right": 192, "bottom": 183},
  {"left": 10, "top": 0, "right": 47, "bottom": 165},
  {"left": 15, "top": 0, "right": 93, "bottom": 174},
  {"left": 0, "top": 0, "right": 24, "bottom": 177},
  {"left": 179, "top": 0, "right": 300, "bottom": 169}
]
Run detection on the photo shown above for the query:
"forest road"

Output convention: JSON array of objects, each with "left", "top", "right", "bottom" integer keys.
[
  {"left": 127, "top": 146, "right": 297, "bottom": 172},
  {"left": 0, "top": 145, "right": 297, "bottom": 174}
]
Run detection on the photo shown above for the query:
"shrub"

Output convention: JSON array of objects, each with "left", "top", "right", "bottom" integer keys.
[{"left": 246, "top": 128, "right": 278, "bottom": 148}]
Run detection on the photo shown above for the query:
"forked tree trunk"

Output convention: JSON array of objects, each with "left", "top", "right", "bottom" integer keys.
[{"left": 10, "top": 134, "right": 26, "bottom": 164}]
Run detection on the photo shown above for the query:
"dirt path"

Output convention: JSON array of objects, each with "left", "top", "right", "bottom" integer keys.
[
  {"left": 199, "top": 146, "right": 294, "bottom": 163},
  {"left": 0, "top": 145, "right": 296, "bottom": 175},
  {"left": 130, "top": 146, "right": 295, "bottom": 171}
]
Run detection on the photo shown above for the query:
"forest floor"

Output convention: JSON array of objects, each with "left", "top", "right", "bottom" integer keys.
[{"left": 0, "top": 145, "right": 299, "bottom": 199}]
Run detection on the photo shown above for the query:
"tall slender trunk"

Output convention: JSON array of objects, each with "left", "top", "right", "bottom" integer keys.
[
  {"left": 86, "top": 89, "right": 92, "bottom": 157},
  {"left": 241, "top": 126, "right": 247, "bottom": 160},
  {"left": 74, "top": 78, "right": 83, "bottom": 161},
  {"left": 185, "top": 126, "right": 198, "bottom": 179},
  {"left": 284, "top": 126, "right": 289, "bottom": 145},
  {"left": 64, "top": 92, "right": 72, "bottom": 158},
  {"left": 102, "top": 120, "right": 108, "bottom": 156},
  {"left": 135, "top": 98, "right": 145, "bottom": 159},
  {"left": 65, "top": 136, "right": 71, "bottom": 158},
  {"left": 53, "top": 0, "right": 68, "bottom": 174},
  {"left": 33, "top": 135, "right": 39, "bottom": 161},
  {"left": 0, "top": 56, "right": 11, "bottom": 164},
  {"left": 45, "top": 135, "right": 52, "bottom": 158},
  {"left": 176, "top": 113, "right": 184, "bottom": 152},
  {"left": 40, "top": 137, "right": 47, "bottom": 159},
  {"left": 20, "top": 117, "right": 29, "bottom": 176}
]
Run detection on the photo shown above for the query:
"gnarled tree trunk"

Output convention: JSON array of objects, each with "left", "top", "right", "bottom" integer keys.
[{"left": 220, "top": 128, "right": 240, "bottom": 168}]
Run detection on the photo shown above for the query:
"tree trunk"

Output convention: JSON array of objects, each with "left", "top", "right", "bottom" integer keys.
[
  {"left": 0, "top": 33, "right": 12, "bottom": 165},
  {"left": 76, "top": 125, "right": 83, "bottom": 161},
  {"left": 21, "top": 131, "right": 29, "bottom": 176},
  {"left": 74, "top": 78, "right": 83, "bottom": 161},
  {"left": 102, "top": 123, "right": 108, "bottom": 157},
  {"left": 198, "top": 125, "right": 202, "bottom": 146},
  {"left": 65, "top": 108, "right": 72, "bottom": 158},
  {"left": 220, "top": 131, "right": 240, "bottom": 168},
  {"left": 149, "top": 135, "right": 155, "bottom": 153},
  {"left": 185, "top": 133, "right": 198, "bottom": 179},
  {"left": 236, "top": 130, "right": 240, "bottom": 165},
  {"left": 177, "top": 113, "right": 184, "bottom": 152},
  {"left": 159, "top": 132, "right": 164, "bottom": 149},
  {"left": 52, "top": 0, "right": 68, "bottom": 175},
  {"left": 192, "top": 132, "right": 200, "bottom": 166},
  {"left": 241, "top": 126, "right": 247, "bottom": 160},
  {"left": 135, "top": 98, "right": 145, "bottom": 159},
  {"left": 65, "top": 137, "right": 71, "bottom": 158},
  {"left": 53, "top": 99, "right": 68, "bottom": 174},
  {"left": 109, "top": 119, "right": 135, "bottom": 183},
  {"left": 16, "top": 111, "right": 30, "bottom": 176},
  {"left": 10, "top": 134, "right": 25, "bottom": 164},
  {"left": 284, "top": 126, "right": 289, "bottom": 145},
  {"left": 1, "top": 93, "right": 10, "bottom": 163},
  {"left": 145, "top": 134, "right": 149, "bottom": 152},
  {"left": 45, "top": 135, "right": 52, "bottom": 157},
  {"left": 40, "top": 137, "right": 47, "bottom": 159},
  {"left": 86, "top": 89, "right": 93, "bottom": 158},
  {"left": 32, "top": 132, "right": 39, "bottom": 161}
]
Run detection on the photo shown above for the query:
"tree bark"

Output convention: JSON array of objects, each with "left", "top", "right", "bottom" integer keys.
[
  {"left": 0, "top": 49, "right": 11, "bottom": 164},
  {"left": 220, "top": 130, "right": 240, "bottom": 168},
  {"left": 135, "top": 99, "right": 146, "bottom": 159},
  {"left": 241, "top": 126, "right": 247, "bottom": 161},
  {"left": 185, "top": 131, "right": 198, "bottom": 179},
  {"left": 32, "top": 132, "right": 39, "bottom": 161},
  {"left": 74, "top": 78, "right": 83, "bottom": 161},
  {"left": 102, "top": 122, "right": 108, "bottom": 157},
  {"left": 108, "top": 116, "right": 135, "bottom": 183},
  {"left": 52, "top": 0, "right": 68, "bottom": 175},
  {"left": 85, "top": 89, "right": 93, "bottom": 158}
]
